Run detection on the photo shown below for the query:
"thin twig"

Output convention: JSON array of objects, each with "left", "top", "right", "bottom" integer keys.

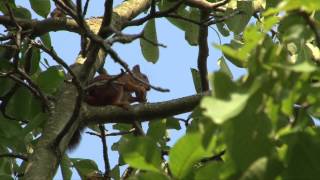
[
  {"left": 125, "top": 0, "right": 186, "bottom": 27},
  {"left": 98, "top": 125, "right": 111, "bottom": 178},
  {"left": 83, "top": 0, "right": 90, "bottom": 16},
  {"left": 0, "top": 153, "right": 28, "bottom": 161}
]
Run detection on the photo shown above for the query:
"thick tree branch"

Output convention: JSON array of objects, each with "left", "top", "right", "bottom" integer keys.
[
  {"left": 82, "top": 92, "right": 208, "bottom": 125},
  {"left": 0, "top": 15, "right": 79, "bottom": 37}
]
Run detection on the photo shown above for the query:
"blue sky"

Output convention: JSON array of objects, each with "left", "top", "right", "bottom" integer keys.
[{"left": 10, "top": 1, "right": 246, "bottom": 179}]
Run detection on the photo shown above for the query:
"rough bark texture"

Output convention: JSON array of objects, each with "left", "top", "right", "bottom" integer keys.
[{"left": 24, "top": 1, "right": 150, "bottom": 179}]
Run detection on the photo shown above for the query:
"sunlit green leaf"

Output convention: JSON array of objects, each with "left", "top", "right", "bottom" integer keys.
[
  {"left": 201, "top": 92, "right": 250, "bottom": 124},
  {"left": 119, "top": 136, "right": 161, "bottom": 172},
  {"left": 169, "top": 133, "right": 213, "bottom": 179},
  {"left": 217, "top": 56, "right": 233, "bottom": 79}
]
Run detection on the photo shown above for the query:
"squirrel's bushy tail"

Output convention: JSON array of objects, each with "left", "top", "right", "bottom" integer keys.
[{"left": 68, "top": 126, "right": 84, "bottom": 151}]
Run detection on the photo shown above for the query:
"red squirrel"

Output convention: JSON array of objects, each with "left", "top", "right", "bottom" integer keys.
[
  {"left": 84, "top": 65, "right": 150, "bottom": 107},
  {"left": 68, "top": 65, "right": 150, "bottom": 150}
]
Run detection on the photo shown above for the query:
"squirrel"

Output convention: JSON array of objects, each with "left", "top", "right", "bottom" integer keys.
[
  {"left": 68, "top": 65, "right": 151, "bottom": 150},
  {"left": 84, "top": 65, "right": 150, "bottom": 107}
]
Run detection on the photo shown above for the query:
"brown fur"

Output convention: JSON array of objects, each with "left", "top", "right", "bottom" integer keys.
[{"left": 68, "top": 65, "right": 150, "bottom": 150}]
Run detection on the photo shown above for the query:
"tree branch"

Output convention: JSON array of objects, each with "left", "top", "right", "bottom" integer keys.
[
  {"left": 185, "top": 0, "right": 230, "bottom": 10},
  {"left": 82, "top": 92, "right": 209, "bottom": 125},
  {"left": 197, "top": 10, "right": 210, "bottom": 91},
  {"left": 23, "top": 1, "right": 152, "bottom": 179}
]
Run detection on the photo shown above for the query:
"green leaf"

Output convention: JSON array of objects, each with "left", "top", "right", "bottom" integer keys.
[
  {"left": 201, "top": 93, "right": 250, "bottom": 124},
  {"left": 185, "top": 8, "right": 199, "bottom": 45},
  {"left": 216, "top": 23, "right": 230, "bottom": 37},
  {"left": 12, "top": 6, "right": 31, "bottom": 19},
  {"left": 29, "top": 0, "right": 51, "bottom": 18},
  {"left": 280, "top": 0, "right": 320, "bottom": 12},
  {"left": 36, "top": 66, "right": 65, "bottom": 94},
  {"left": 169, "top": 133, "right": 212, "bottom": 179},
  {"left": 135, "top": 172, "right": 169, "bottom": 180},
  {"left": 71, "top": 158, "right": 99, "bottom": 179},
  {"left": 217, "top": 56, "right": 233, "bottom": 79},
  {"left": 22, "top": 113, "right": 47, "bottom": 135},
  {"left": 110, "top": 165, "right": 120, "bottom": 180},
  {"left": 281, "top": 129, "right": 320, "bottom": 179},
  {"left": 0, "top": 116, "right": 25, "bottom": 151},
  {"left": 119, "top": 136, "right": 161, "bottom": 172},
  {"left": 7, "top": 87, "right": 32, "bottom": 120},
  {"left": 140, "top": 19, "right": 159, "bottom": 63},
  {"left": 190, "top": 68, "right": 202, "bottom": 93},
  {"left": 113, "top": 123, "right": 132, "bottom": 131},
  {"left": 278, "top": 14, "right": 312, "bottom": 43},
  {"left": 0, "top": 78, "right": 14, "bottom": 96},
  {"left": 271, "top": 61, "right": 317, "bottom": 73},
  {"left": 147, "top": 120, "right": 166, "bottom": 142},
  {"left": 212, "top": 71, "right": 236, "bottom": 99},
  {"left": 159, "top": 1, "right": 189, "bottom": 31},
  {"left": 60, "top": 155, "right": 73, "bottom": 180},
  {"left": 21, "top": 47, "right": 40, "bottom": 75},
  {"left": 0, "top": 0, "right": 15, "bottom": 14},
  {"left": 40, "top": 33, "right": 52, "bottom": 48},
  {"left": 239, "top": 157, "right": 268, "bottom": 180},
  {"left": 225, "top": 1, "right": 253, "bottom": 34},
  {"left": 217, "top": 25, "right": 264, "bottom": 67},
  {"left": 0, "top": 174, "right": 13, "bottom": 180},
  {"left": 165, "top": 117, "right": 181, "bottom": 130},
  {"left": 194, "top": 161, "right": 226, "bottom": 180}
]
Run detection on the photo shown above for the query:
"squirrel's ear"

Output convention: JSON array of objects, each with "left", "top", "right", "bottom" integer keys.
[{"left": 132, "top": 65, "right": 140, "bottom": 72}]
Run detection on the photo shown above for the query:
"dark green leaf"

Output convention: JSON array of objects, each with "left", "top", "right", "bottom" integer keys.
[
  {"left": 29, "top": 0, "right": 51, "bottom": 18},
  {"left": 185, "top": 8, "right": 199, "bottom": 45},
  {"left": 282, "top": 129, "right": 320, "bottom": 179},
  {"left": 239, "top": 157, "right": 268, "bottom": 180},
  {"left": 110, "top": 165, "right": 120, "bottom": 180},
  {"left": 22, "top": 113, "right": 47, "bottom": 135},
  {"left": 60, "top": 155, "right": 73, "bottom": 180},
  {"left": 0, "top": 0, "right": 15, "bottom": 14},
  {"left": 165, "top": 117, "right": 181, "bottom": 130},
  {"left": 0, "top": 78, "right": 14, "bottom": 97},
  {"left": 140, "top": 19, "right": 159, "bottom": 63},
  {"left": 12, "top": 6, "right": 32, "bottom": 19},
  {"left": 36, "top": 66, "right": 65, "bottom": 94},
  {"left": 191, "top": 68, "right": 202, "bottom": 93},
  {"left": 216, "top": 23, "right": 230, "bottom": 37},
  {"left": 6, "top": 87, "right": 32, "bottom": 120},
  {"left": 135, "top": 172, "right": 169, "bottom": 180},
  {"left": 71, "top": 158, "right": 99, "bottom": 179},
  {"left": 147, "top": 120, "right": 166, "bottom": 142},
  {"left": 0, "top": 174, "right": 13, "bottom": 180},
  {"left": 40, "top": 33, "right": 52, "bottom": 48}
]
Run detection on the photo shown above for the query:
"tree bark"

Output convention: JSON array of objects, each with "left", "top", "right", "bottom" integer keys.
[{"left": 24, "top": 1, "right": 150, "bottom": 179}]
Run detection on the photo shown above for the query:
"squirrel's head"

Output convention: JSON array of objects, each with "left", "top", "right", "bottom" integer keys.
[{"left": 132, "top": 65, "right": 151, "bottom": 91}]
